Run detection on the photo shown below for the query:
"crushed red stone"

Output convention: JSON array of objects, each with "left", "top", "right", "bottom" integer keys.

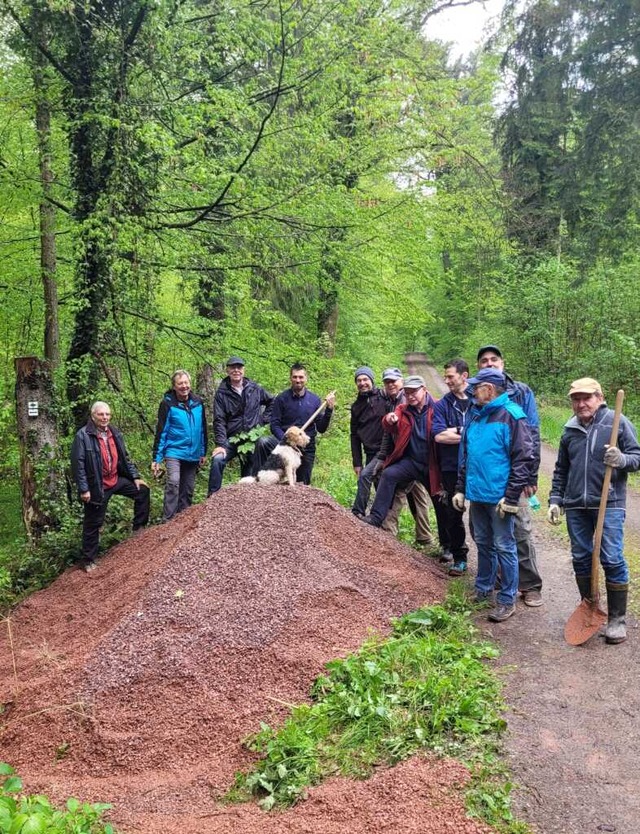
[{"left": 0, "top": 486, "right": 493, "bottom": 833}]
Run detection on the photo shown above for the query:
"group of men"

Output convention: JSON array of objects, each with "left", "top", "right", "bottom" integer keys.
[
  {"left": 71, "top": 359, "right": 334, "bottom": 571},
  {"left": 350, "top": 347, "right": 543, "bottom": 624},
  {"left": 70, "top": 348, "right": 638, "bottom": 645}
]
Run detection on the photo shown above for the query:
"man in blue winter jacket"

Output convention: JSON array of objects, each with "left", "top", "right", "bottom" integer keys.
[
  {"left": 476, "top": 345, "right": 544, "bottom": 607},
  {"left": 453, "top": 368, "right": 534, "bottom": 623},
  {"left": 548, "top": 377, "right": 640, "bottom": 644},
  {"left": 153, "top": 369, "right": 207, "bottom": 520}
]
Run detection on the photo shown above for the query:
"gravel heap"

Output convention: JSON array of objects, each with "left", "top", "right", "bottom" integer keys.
[{"left": 0, "top": 485, "right": 491, "bottom": 834}]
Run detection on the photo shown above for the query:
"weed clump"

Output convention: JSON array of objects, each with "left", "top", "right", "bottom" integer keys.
[{"left": 230, "top": 594, "right": 523, "bottom": 830}]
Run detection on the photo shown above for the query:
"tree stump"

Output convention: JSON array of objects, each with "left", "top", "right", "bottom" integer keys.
[{"left": 14, "top": 357, "right": 58, "bottom": 539}]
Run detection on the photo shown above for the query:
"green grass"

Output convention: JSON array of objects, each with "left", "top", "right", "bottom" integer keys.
[{"left": 227, "top": 589, "right": 528, "bottom": 833}]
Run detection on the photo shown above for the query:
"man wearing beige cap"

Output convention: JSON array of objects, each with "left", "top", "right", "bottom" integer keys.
[{"left": 549, "top": 378, "right": 640, "bottom": 643}]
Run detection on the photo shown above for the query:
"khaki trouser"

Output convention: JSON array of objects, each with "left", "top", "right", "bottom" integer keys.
[{"left": 382, "top": 480, "right": 433, "bottom": 543}]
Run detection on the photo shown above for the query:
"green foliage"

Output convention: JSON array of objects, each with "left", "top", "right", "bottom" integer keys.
[
  {"left": 0, "top": 763, "right": 115, "bottom": 834},
  {"left": 229, "top": 596, "right": 523, "bottom": 831},
  {"left": 228, "top": 426, "right": 271, "bottom": 458}
]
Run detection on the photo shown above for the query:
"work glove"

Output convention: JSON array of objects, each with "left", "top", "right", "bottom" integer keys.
[
  {"left": 452, "top": 492, "right": 466, "bottom": 512},
  {"left": 547, "top": 504, "right": 563, "bottom": 525},
  {"left": 604, "top": 445, "right": 626, "bottom": 468},
  {"left": 496, "top": 498, "right": 519, "bottom": 518}
]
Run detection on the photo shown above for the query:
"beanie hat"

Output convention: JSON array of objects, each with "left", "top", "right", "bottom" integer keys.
[{"left": 355, "top": 366, "right": 375, "bottom": 384}]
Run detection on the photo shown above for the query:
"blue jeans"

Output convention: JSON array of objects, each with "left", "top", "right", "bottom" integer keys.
[
  {"left": 352, "top": 452, "right": 379, "bottom": 516},
  {"left": 369, "top": 457, "right": 428, "bottom": 525},
  {"left": 566, "top": 508, "right": 629, "bottom": 584},
  {"left": 470, "top": 502, "right": 518, "bottom": 606}
]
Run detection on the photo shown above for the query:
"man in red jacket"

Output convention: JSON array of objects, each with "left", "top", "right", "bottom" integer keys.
[{"left": 361, "top": 376, "right": 441, "bottom": 528}]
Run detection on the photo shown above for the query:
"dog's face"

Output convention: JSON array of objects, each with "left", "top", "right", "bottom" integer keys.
[{"left": 284, "top": 426, "right": 310, "bottom": 448}]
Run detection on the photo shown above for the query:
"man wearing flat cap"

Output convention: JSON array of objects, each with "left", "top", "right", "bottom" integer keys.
[
  {"left": 548, "top": 378, "right": 640, "bottom": 644},
  {"left": 207, "top": 357, "right": 274, "bottom": 494},
  {"left": 361, "top": 375, "right": 441, "bottom": 534},
  {"left": 350, "top": 367, "right": 387, "bottom": 517},
  {"left": 476, "top": 345, "right": 544, "bottom": 606},
  {"left": 453, "top": 369, "right": 534, "bottom": 623}
]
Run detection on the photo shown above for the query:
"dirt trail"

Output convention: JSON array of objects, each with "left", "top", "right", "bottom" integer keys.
[{"left": 411, "top": 354, "right": 640, "bottom": 834}]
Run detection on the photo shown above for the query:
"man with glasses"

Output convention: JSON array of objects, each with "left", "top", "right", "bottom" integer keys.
[
  {"left": 476, "top": 345, "right": 544, "bottom": 606},
  {"left": 453, "top": 369, "right": 534, "bottom": 623},
  {"left": 361, "top": 375, "right": 441, "bottom": 531}
]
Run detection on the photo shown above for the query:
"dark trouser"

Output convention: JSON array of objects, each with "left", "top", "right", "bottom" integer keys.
[
  {"left": 82, "top": 477, "right": 150, "bottom": 561},
  {"left": 514, "top": 502, "right": 543, "bottom": 592},
  {"left": 163, "top": 458, "right": 198, "bottom": 520},
  {"left": 252, "top": 434, "right": 316, "bottom": 484},
  {"left": 352, "top": 451, "right": 379, "bottom": 516},
  {"left": 434, "top": 470, "right": 468, "bottom": 560},
  {"left": 369, "top": 457, "right": 430, "bottom": 525},
  {"left": 208, "top": 442, "right": 255, "bottom": 495}
]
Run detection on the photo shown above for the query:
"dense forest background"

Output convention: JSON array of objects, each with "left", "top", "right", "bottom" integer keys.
[{"left": 1, "top": 0, "right": 640, "bottom": 600}]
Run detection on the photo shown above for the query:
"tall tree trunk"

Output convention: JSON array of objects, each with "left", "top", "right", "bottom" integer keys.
[
  {"left": 15, "top": 357, "right": 58, "bottom": 540},
  {"left": 32, "top": 15, "right": 60, "bottom": 369}
]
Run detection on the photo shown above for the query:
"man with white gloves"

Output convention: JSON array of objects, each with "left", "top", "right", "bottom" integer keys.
[
  {"left": 453, "top": 368, "right": 534, "bottom": 622},
  {"left": 548, "top": 377, "right": 640, "bottom": 644}
]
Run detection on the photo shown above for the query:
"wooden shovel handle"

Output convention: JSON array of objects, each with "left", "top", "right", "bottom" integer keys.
[
  {"left": 591, "top": 389, "right": 625, "bottom": 598},
  {"left": 300, "top": 391, "right": 335, "bottom": 432}
]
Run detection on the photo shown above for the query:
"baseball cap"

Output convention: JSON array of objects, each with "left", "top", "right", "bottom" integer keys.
[
  {"left": 467, "top": 368, "right": 506, "bottom": 388},
  {"left": 568, "top": 377, "right": 602, "bottom": 397},
  {"left": 404, "top": 375, "right": 426, "bottom": 389},
  {"left": 476, "top": 345, "right": 502, "bottom": 361},
  {"left": 382, "top": 367, "right": 402, "bottom": 381},
  {"left": 226, "top": 356, "right": 245, "bottom": 367}
]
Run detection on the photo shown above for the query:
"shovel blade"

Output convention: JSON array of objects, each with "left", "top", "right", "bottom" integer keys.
[{"left": 564, "top": 598, "right": 607, "bottom": 645}]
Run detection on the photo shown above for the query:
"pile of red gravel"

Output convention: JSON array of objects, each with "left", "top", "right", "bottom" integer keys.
[{"left": 0, "top": 485, "right": 492, "bottom": 833}]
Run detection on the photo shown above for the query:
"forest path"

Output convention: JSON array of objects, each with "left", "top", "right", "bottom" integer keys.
[{"left": 406, "top": 353, "right": 640, "bottom": 834}]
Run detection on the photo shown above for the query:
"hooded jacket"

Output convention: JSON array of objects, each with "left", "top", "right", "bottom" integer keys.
[
  {"left": 550, "top": 404, "right": 640, "bottom": 510},
  {"left": 153, "top": 390, "right": 207, "bottom": 463},
  {"left": 457, "top": 392, "right": 533, "bottom": 505}
]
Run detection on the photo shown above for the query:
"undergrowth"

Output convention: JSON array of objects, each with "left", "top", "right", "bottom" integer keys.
[
  {"left": 0, "top": 763, "right": 115, "bottom": 833},
  {"left": 228, "top": 589, "right": 528, "bottom": 833}
]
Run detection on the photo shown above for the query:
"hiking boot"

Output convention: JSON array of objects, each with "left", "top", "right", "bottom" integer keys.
[
  {"left": 448, "top": 561, "right": 467, "bottom": 577},
  {"left": 488, "top": 603, "right": 516, "bottom": 623},
  {"left": 522, "top": 589, "right": 543, "bottom": 607},
  {"left": 361, "top": 515, "right": 381, "bottom": 528},
  {"left": 439, "top": 549, "right": 454, "bottom": 564},
  {"left": 474, "top": 590, "right": 493, "bottom": 605},
  {"left": 82, "top": 559, "right": 97, "bottom": 574}
]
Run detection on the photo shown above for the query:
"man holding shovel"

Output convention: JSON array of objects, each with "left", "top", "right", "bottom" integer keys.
[{"left": 548, "top": 378, "right": 640, "bottom": 644}]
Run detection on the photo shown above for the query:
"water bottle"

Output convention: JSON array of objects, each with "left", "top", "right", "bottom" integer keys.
[{"left": 528, "top": 495, "right": 541, "bottom": 511}]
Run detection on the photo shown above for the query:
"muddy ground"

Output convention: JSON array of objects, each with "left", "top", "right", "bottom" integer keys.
[{"left": 414, "top": 357, "right": 640, "bottom": 834}]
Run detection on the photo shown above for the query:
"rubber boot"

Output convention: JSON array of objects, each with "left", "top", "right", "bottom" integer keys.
[
  {"left": 575, "top": 575, "right": 592, "bottom": 601},
  {"left": 605, "top": 582, "right": 628, "bottom": 645}
]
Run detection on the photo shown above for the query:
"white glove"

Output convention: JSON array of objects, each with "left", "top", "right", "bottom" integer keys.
[
  {"left": 496, "top": 498, "right": 519, "bottom": 518},
  {"left": 604, "top": 445, "right": 625, "bottom": 468},
  {"left": 547, "top": 504, "right": 562, "bottom": 525},
  {"left": 452, "top": 492, "right": 466, "bottom": 512}
]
